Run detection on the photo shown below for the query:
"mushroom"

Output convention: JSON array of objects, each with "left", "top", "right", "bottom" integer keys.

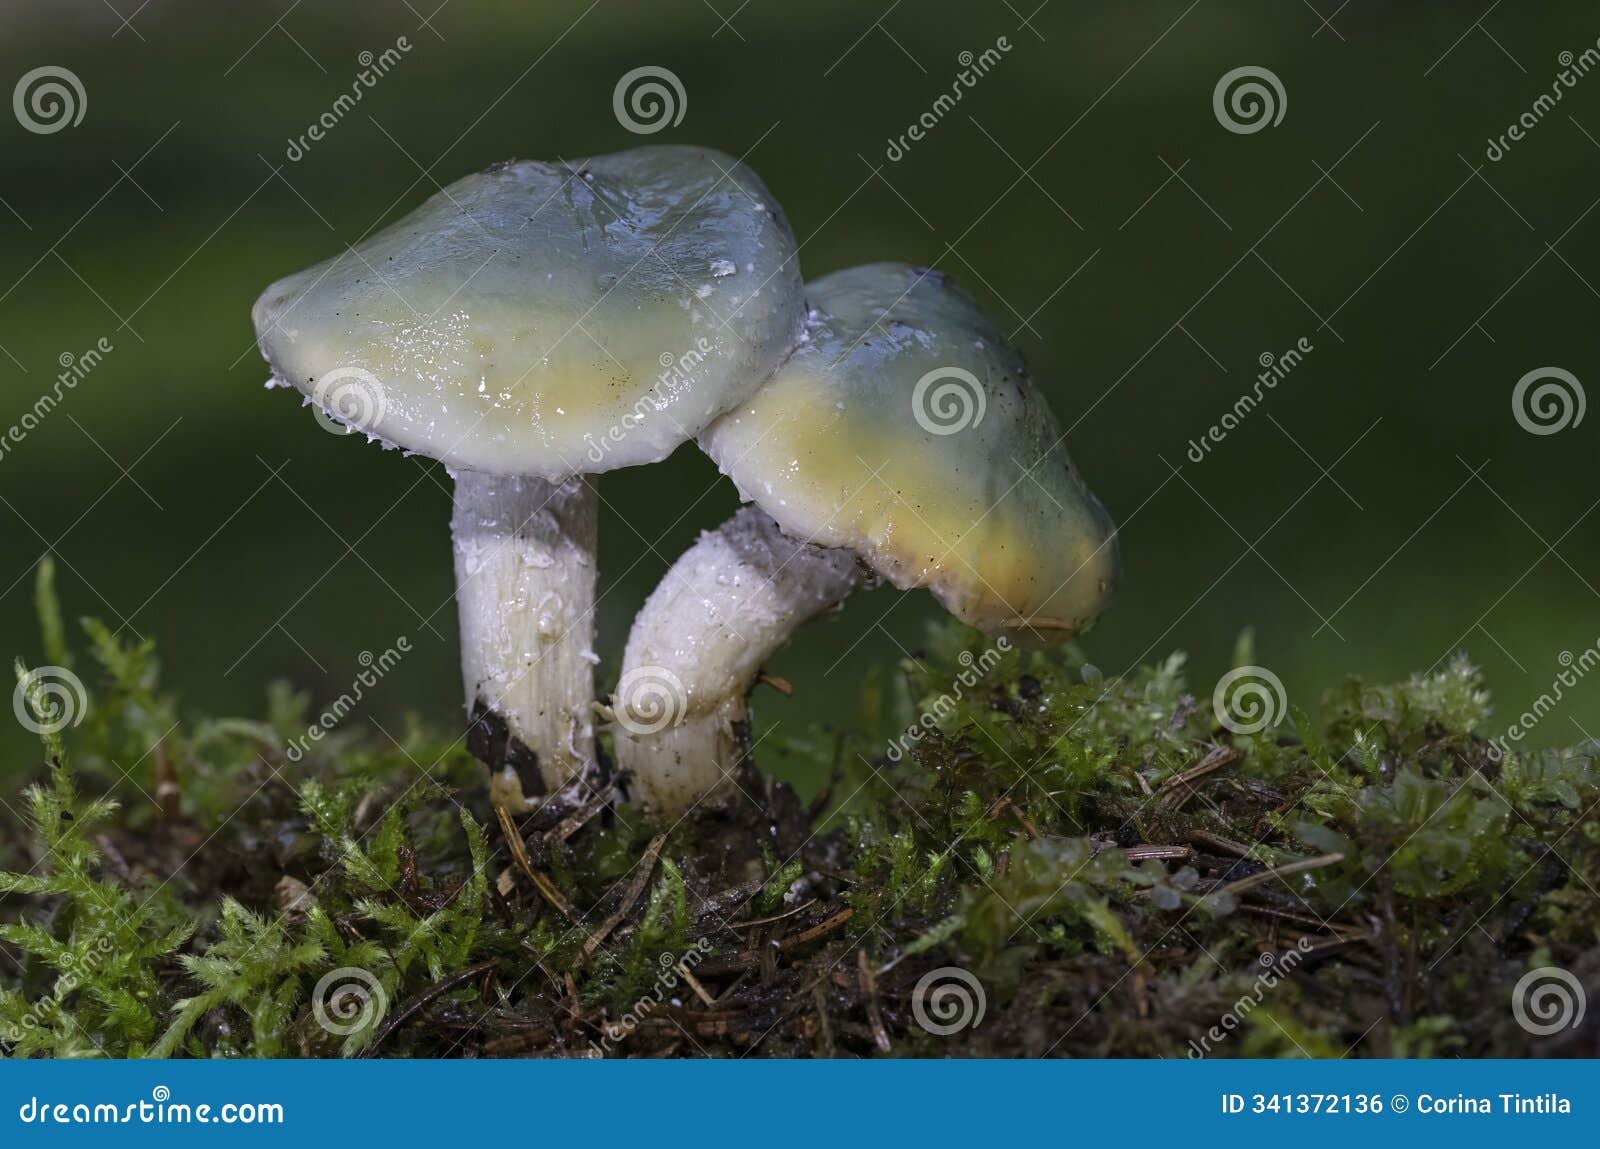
[
  {"left": 614, "top": 506, "right": 865, "bottom": 816},
  {"left": 616, "top": 263, "right": 1120, "bottom": 818},
  {"left": 251, "top": 146, "right": 803, "bottom": 798}
]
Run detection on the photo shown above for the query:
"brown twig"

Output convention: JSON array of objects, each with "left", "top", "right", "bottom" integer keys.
[
  {"left": 1008, "top": 803, "right": 1043, "bottom": 840},
  {"left": 1239, "top": 902, "right": 1366, "bottom": 940},
  {"left": 543, "top": 787, "right": 614, "bottom": 846},
  {"left": 694, "top": 877, "right": 767, "bottom": 919},
  {"left": 986, "top": 795, "right": 1042, "bottom": 839},
  {"left": 1122, "top": 844, "right": 1194, "bottom": 862},
  {"left": 359, "top": 959, "right": 498, "bottom": 1057},
  {"left": 154, "top": 742, "right": 181, "bottom": 819},
  {"left": 1217, "top": 852, "right": 1345, "bottom": 898},
  {"left": 858, "top": 948, "right": 891, "bottom": 1052},
  {"left": 579, "top": 833, "right": 667, "bottom": 962},
  {"left": 758, "top": 673, "right": 794, "bottom": 696},
  {"left": 811, "top": 980, "right": 835, "bottom": 1057},
  {"left": 1298, "top": 934, "right": 1366, "bottom": 958},
  {"left": 713, "top": 969, "right": 751, "bottom": 1005},
  {"left": 695, "top": 907, "right": 857, "bottom": 975},
  {"left": 1187, "top": 828, "right": 1253, "bottom": 858},
  {"left": 487, "top": 873, "right": 515, "bottom": 927},
  {"left": 528, "top": 871, "right": 581, "bottom": 922},
  {"left": 678, "top": 961, "right": 716, "bottom": 1007},
  {"left": 495, "top": 804, "right": 536, "bottom": 876},
  {"left": 732, "top": 899, "right": 817, "bottom": 929},
  {"left": 1156, "top": 745, "right": 1241, "bottom": 810},
  {"left": 563, "top": 972, "right": 582, "bottom": 1026},
  {"left": 495, "top": 805, "right": 580, "bottom": 923},
  {"left": 781, "top": 907, "right": 854, "bottom": 950},
  {"left": 397, "top": 842, "right": 419, "bottom": 894}
]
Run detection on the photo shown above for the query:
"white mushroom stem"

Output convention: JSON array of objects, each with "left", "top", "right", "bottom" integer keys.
[
  {"left": 451, "top": 471, "right": 598, "bottom": 794},
  {"left": 616, "top": 507, "right": 863, "bottom": 819}
]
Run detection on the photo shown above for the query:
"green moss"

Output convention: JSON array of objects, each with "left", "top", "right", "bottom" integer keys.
[
  {"left": 3, "top": 565, "right": 1597, "bottom": 1058},
  {"left": 1, "top": 665, "right": 194, "bottom": 1056}
]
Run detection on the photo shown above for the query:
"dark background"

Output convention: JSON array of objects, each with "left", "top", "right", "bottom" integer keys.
[{"left": 2, "top": 0, "right": 1598, "bottom": 792}]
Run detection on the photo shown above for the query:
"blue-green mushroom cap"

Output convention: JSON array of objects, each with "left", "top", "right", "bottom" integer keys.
[
  {"left": 701, "top": 262, "right": 1120, "bottom": 643},
  {"left": 252, "top": 145, "right": 803, "bottom": 478}
]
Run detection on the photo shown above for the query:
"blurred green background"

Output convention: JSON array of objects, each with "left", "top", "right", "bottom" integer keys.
[{"left": 3, "top": 0, "right": 1598, "bottom": 799}]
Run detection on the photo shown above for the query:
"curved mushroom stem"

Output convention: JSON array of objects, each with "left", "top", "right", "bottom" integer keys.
[
  {"left": 616, "top": 507, "right": 863, "bottom": 820},
  {"left": 452, "top": 471, "right": 598, "bottom": 796}
]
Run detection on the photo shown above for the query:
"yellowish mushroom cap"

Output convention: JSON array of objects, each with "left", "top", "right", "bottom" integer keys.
[
  {"left": 252, "top": 146, "right": 803, "bottom": 478},
  {"left": 700, "top": 263, "right": 1119, "bottom": 643}
]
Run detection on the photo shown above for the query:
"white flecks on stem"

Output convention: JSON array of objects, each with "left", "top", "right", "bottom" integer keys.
[
  {"left": 452, "top": 470, "right": 597, "bottom": 792},
  {"left": 617, "top": 507, "right": 863, "bottom": 819}
]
